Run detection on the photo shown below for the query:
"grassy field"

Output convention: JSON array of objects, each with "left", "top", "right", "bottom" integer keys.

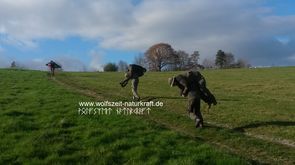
[{"left": 0, "top": 67, "right": 294, "bottom": 164}]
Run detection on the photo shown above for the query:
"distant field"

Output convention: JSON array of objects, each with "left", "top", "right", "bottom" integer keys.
[{"left": 0, "top": 67, "right": 294, "bottom": 164}]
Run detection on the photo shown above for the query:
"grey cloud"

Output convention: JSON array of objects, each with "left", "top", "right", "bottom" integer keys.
[
  {"left": 0, "top": 0, "right": 295, "bottom": 66},
  {"left": 0, "top": 53, "right": 11, "bottom": 68},
  {"left": 0, "top": 0, "right": 134, "bottom": 41},
  {"left": 53, "top": 56, "right": 87, "bottom": 72},
  {"left": 89, "top": 49, "right": 104, "bottom": 71},
  {"left": 21, "top": 57, "right": 87, "bottom": 71},
  {"left": 101, "top": 0, "right": 295, "bottom": 65}
]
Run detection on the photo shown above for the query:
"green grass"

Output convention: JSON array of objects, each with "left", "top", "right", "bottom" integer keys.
[
  {"left": 0, "top": 69, "right": 250, "bottom": 164},
  {"left": 56, "top": 67, "right": 295, "bottom": 140},
  {"left": 54, "top": 67, "right": 295, "bottom": 164}
]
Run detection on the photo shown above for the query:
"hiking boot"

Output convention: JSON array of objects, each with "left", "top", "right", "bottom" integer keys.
[
  {"left": 195, "top": 119, "right": 204, "bottom": 128},
  {"left": 132, "top": 96, "right": 140, "bottom": 101}
]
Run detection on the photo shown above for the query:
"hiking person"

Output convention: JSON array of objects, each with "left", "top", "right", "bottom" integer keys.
[
  {"left": 11, "top": 61, "right": 16, "bottom": 68},
  {"left": 46, "top": 60, "right": 61, "bottom": 76},
  {"left": 168, "top": 71, "right": 217, "bottom": 128},
  {"left": 120, "top": 64, "right": 147, "bottom": 101}
]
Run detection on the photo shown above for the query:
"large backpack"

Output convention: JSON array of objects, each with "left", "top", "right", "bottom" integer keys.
[
  {"left": 46, "top": 61, "right": 61, "bottom": 69},
  {"left": 187, "top": 71, "right": 217, "bottom": 106},
  {"left": 52, "top": 62, "right": 61, "bottom": 69},
  {"left": 129, "top": 64, "right": 146, "bottom": 78}
]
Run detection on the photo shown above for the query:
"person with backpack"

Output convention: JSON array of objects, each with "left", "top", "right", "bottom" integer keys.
[
  {"left": 168, "top": 71, "right": 217, "bottom": 128},
  {"left": 120, "top": 64, "right": 147, "bottom": 101},
  {"left": 46, "top": 60, "right": 61, "bottom": 76}
]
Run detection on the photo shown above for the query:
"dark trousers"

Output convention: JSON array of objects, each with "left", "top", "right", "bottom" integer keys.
[
  {"left": 120, "top": 76, "right": 140, "bottom": 99},
  {"left": 131, "top": 78, "right": 139, "bottom": 99},
  {"left": 187, "top": 91, "right": 203, "bottom": 124},
  {"left": 50, "top": 67, "right": 55, "bottom": 76}
]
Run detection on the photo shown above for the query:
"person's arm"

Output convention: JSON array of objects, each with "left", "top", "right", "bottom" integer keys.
[
  {"left": 175, "top": 83, "right": 185, "bottom": 96},
  {"left": 176, "top": 76, "right": 189, "bottom": 96}
]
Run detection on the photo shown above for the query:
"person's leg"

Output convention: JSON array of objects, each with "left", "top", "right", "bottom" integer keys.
[
  {"left": 131, "top": 78, "right": 140, "bottom": 100},
  {"left": 194, "top": 98, "right": 203, "bottom": 128},
  {"left": 52, "top": 68, "right": 55, "bottom": 76},
  {"left": 187, "top": 92, "right": 197, "bottom": 120},
  {"left": 50, "top": 67, "right": 54, "bottom": 76}
]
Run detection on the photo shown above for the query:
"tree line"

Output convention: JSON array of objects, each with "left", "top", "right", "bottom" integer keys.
[{"left": 104, "top": 43, "right": 250, "bottom": 72}]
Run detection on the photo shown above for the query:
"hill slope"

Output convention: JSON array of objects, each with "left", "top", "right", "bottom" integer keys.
[
  {"left": 55, "top": 67, "right": 295, "bottom": 164},
  {"left": 0, "top": 69, "right": 249, "bottom": 164}
]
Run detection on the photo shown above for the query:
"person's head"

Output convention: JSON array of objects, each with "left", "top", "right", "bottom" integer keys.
[{"left": 168, "top": 77, "right": 176, "bottom": 87}]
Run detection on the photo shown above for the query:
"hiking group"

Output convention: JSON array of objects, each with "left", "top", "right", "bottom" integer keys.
[
  {"left": 119, "top": 64, "right": 217, "bottom": 128},
  {"left": 45, "top": 60, "right": 217, "bottom": 128}
]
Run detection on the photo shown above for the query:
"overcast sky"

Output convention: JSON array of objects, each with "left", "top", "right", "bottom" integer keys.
[{"left": 0, "top": 0, "right": 295, "bottom": 70}]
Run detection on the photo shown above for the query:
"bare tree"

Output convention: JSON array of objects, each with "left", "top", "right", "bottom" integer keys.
[
  {"left": 236, "top": 58, "right": 250, "bottom": 68},
  {"left": 224, "top": 52, "right": 235, "bottom": 68},
  {"left": 144, "top": 43, "right": 176, "bottom": 71},
  {"left": 189, "top": 51, "right": 200, "bottom": 69},
  {"left": 133, "top": 53, "right": 148, "bottom": 68},
  {"left": 202, "top": 58, "right": 215, "bottom": 69},
  {"left": 174, "top": 50, "right": 190, "bottom": 70},
  {"left": 117, "top": 60, "right": 128, "bottom": 72}
]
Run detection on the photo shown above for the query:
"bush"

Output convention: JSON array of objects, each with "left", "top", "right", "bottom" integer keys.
[{"left": 103, "top": 63, "right": 118, "bottom": 72}]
